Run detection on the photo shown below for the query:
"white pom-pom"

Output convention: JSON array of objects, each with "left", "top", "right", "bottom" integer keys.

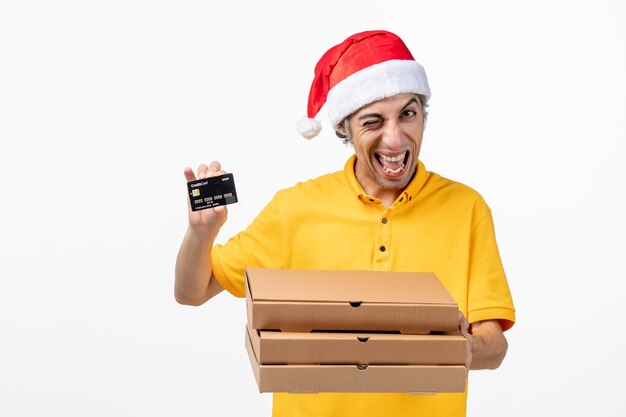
[{"left": 296, "top": 117, "right": 322, "bottom": 139}]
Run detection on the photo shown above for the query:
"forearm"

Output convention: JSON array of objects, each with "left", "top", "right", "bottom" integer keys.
[
  {"left": 174, "top": 226, "right": 219, "bottom": 305},
  {"left": 468, "top": 320, "right": 508, "bottom": 370}
]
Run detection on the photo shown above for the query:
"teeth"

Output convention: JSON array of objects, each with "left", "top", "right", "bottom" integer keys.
[
  {"left": 382, "top": 163, "right": 405, "bottom": 174},
  {"left": 379, "top": 152, "right": 406, "bottom": 162}
]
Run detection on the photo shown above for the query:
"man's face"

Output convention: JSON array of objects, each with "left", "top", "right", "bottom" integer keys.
[{"left": 345, "top": 93, "right": 425, "bottom": 196}]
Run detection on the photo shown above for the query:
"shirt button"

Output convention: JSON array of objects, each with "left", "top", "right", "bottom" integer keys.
[
  {"left": 381, "top": 217, "right": 388, "bottom": 224},
  {"left": 379, "top": 246, "right": 386, "bottom": 252}
]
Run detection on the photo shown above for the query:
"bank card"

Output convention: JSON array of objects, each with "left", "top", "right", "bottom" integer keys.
[{"left": 187, "top": 173, "right": 238, "bottom": 211}]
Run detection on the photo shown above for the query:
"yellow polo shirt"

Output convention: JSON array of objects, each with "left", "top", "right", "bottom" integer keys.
[{"left": 212, "top": 155, "right": 515, "bottom": 417}]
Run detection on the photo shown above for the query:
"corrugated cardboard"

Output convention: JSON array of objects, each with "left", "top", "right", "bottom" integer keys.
[
  {"left": 245, "top": 326, "right": 467, "bottom": 393},
  {"left": 245, "top": 268, "right": 458, "bottom": 334},
  {"left": 248, "top": 324, "right": 466, "bottom": 365}
]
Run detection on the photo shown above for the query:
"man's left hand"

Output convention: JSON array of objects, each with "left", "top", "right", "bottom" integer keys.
[{"left": 458, "top": 311, "right": 508, "bottom": 370}]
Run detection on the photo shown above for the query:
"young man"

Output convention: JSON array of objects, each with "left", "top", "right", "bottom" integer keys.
[{"left": 175, "top": 30, "right": 515, "bottom": 417}]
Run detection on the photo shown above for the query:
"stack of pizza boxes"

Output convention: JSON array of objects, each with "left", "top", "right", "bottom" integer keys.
[{"left": 245, "top": 268, "right": 467, "bottom": 393}]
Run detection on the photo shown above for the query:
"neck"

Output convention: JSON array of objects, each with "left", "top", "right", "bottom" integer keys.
[
  {"left": 367, "top": 186, "right": 402, "bottom": 208},
  {"left": 355, "top": 173, "right": 404, "bottom": 208}
]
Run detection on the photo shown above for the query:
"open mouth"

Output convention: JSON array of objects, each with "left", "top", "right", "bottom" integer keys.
[{"left": 374, "top": 151, "right": 409, "bottom": 176}]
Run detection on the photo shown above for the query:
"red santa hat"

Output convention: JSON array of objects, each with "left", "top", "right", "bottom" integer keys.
[{"left": 297, "top": 30, "right": 431, "bottom": 139}]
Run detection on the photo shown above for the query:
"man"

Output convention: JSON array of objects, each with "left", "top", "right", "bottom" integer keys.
[{"left": 175, "top": 30, "right": 515, "bottom": 417}]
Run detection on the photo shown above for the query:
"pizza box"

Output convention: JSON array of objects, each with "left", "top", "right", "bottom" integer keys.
[
  {"left": 245, "top": 268, "right": 459, "bottom": 335},
  {"left": 245, "top": 326, "right": 466, "bottom": 393}
]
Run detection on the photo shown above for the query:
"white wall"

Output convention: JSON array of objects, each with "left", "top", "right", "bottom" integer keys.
[{"left": 1, "top": 1, "right": 624, "bottom": 416}]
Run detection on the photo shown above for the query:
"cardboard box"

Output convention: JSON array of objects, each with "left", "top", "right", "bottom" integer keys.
[
  {"left": 247, "top": 324, "right": 466, "bottom": 365},
  {"left": 245, "top": 268, "right": 459, "bottom": 334},
  {"left": 245, "top": 326, "right": 467, "bottom": 393}
]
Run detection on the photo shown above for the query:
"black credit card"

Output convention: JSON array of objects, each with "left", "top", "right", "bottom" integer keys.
[{"left": 187, "top": 173, "right": 238, "bottom": 211}]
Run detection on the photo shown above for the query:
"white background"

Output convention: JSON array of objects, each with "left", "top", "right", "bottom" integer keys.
[{"left": 1, "top": 1, "right": 625, "bottom": 416}]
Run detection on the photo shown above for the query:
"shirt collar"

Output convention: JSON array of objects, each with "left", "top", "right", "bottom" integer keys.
[{"left": 343, "top": 154, "right": 430, "bottom": 205}]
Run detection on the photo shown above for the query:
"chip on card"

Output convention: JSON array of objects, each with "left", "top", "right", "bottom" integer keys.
[{"left": 187, "top": 173, "right": 238, "bottom": 211}]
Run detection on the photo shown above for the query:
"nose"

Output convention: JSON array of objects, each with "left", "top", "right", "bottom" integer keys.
[{"left": 381, "top": 120, "right": 403, "bottom": 150}]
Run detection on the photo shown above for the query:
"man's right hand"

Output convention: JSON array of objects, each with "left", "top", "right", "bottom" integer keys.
[
  {"left": 184, "top": 161, "right": 228, "bottom": 232},
  {"left": 175, "top": 161, "right": 227, "bottom": 305}
]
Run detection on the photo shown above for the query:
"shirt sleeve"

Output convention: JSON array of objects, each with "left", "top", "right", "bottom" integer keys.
[
  {"left": 211, "top": 190, "right": 289, "bottom": 298},
  {"left": 467, "top": 204, "right": 516, "bottom": 331}
]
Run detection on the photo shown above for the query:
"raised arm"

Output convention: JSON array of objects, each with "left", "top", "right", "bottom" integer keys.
[{"left": 175, "top": 161, "right": 227, "bottom": 305}]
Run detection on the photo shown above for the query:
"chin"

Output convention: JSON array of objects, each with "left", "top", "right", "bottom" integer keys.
[{"left": 378, "top": 167, "right": 416, "bottom": 190}]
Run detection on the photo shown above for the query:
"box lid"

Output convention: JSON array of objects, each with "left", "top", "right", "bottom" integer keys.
[{"left": 245, "top": 268, "right": 456, "bottom": 305}]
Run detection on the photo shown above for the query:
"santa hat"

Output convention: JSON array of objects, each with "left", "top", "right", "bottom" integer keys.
[{"left": 297, "top": 30, "right": 431, "bottom": 140}]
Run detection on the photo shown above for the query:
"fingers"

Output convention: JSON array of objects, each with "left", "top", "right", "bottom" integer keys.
[
  {"left": 184, "top": 167, "right": 197, "bottom": 182},
  {"left": 457, "top": 310, "right": 473, "bottom": 369},
  {"left": 197, "top": 164, "right": 209, "bottom": 179},
  {"left": 466, "top": 335, "right": 474, "bottom": 369},
  {"left": 196, "top": 161, "right": 223, "bottom": 180},
  {"left": 207, "top": 161, "right": 221, "bottom": 174},
  {"left": 183, "top": 161, "right": 226, "bottom": 182},
  {"left": 457, "top": 310, "right": 470, "bottom": 336}
]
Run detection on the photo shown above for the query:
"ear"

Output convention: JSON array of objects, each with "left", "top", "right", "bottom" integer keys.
[{"left": 335, "top": 121, "right": 347, "bottom": 138}]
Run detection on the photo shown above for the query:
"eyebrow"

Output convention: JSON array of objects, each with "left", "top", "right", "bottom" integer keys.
[{"left": 357, "top": 98, "right": 419, "bottom": 122}]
